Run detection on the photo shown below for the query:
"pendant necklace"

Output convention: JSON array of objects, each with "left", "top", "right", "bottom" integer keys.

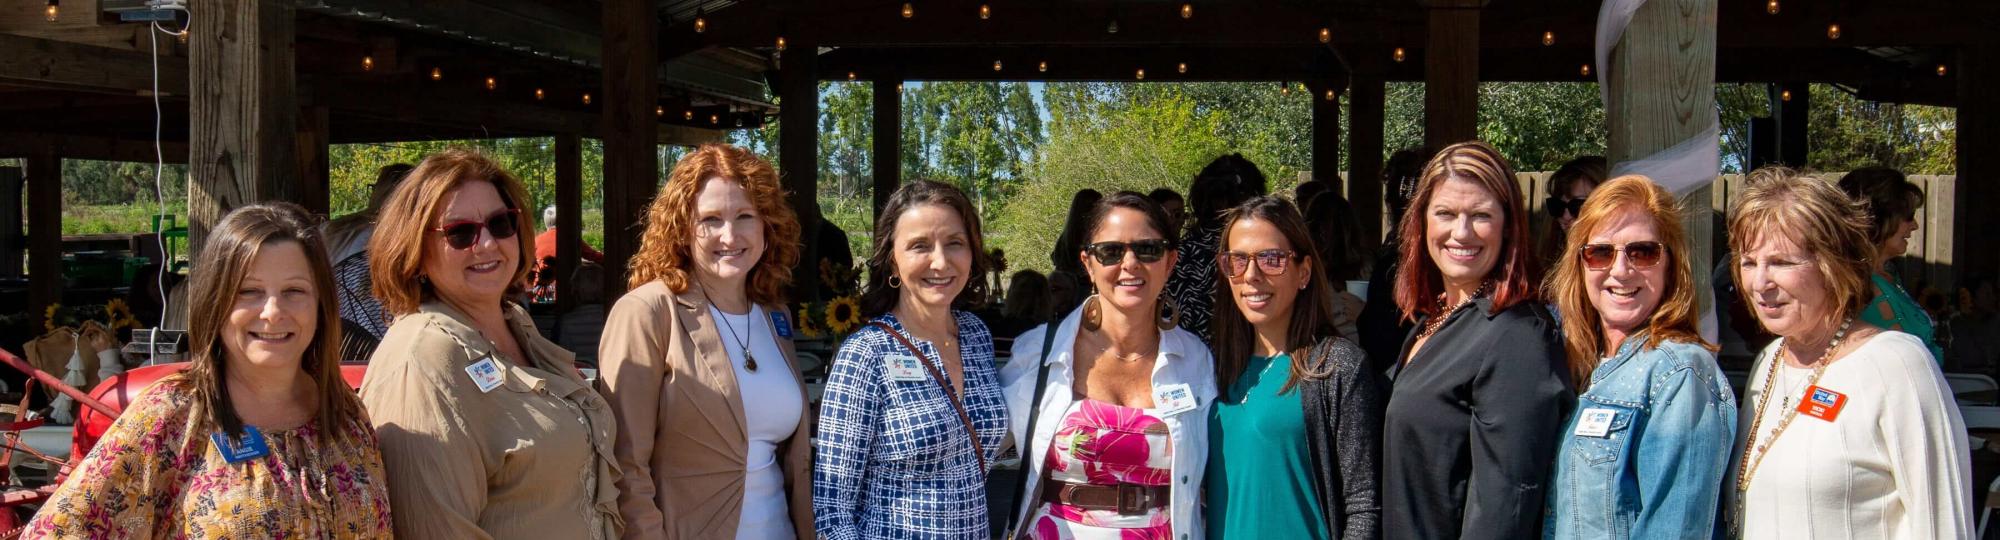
[{"left": 715, "top": 308, "right": 757, "bottom": 372}]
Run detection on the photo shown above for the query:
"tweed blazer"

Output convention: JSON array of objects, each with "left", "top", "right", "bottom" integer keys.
[{"left": 598, "top": 280, "right": 815, "bottom": 540}]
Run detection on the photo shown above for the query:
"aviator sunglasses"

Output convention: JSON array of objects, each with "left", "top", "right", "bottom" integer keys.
[
  {"left": 1580, "top": 241, "right": 1666, "bottom": 270},
  {"left": 1083, "top": 239, "right": 1174, "bottom": 265},
  {"left": 433, "top": 209, "right": 521, "bottom": 250},
  {"left": 1218, "top": 249, "right": 1301, "bottom": 278}
]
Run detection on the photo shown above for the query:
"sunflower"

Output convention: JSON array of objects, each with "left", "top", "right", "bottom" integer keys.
[
  {"left": 795, "top": 305, "right": 824, "bottom": 339},
  {"left": 105, "top": 299, "right": 139, "bottom": 330},
  {"left": 825, "top": 296, "right": 862, "bottom": 335}
]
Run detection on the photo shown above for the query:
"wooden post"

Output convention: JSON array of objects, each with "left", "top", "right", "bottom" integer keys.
[
  {"left": 600, "top": 0, "right": 658, "bottom": 300},
  {"left": 296, "top": 105, "right": 330, "bottom": 217},
  {"left": 25, "top": 150, "right": 60, "bottom": 333},
  {"left": 0, "top": 166, "right": 20, "bottom": 278},
  {"left": 1348, "top": 75, "right": 1386, "bottom": 244},
  {"left": 1424, "top": 1, "right": 1481, "bottom": 150},
  {"left": 188, "top": 0, "right": 299, "bottom": 255},
  {"left": 780, "top": 39, "right": 822, "bottom": 303},
  {"left": 555, "top": 134, "right": 583, "bottom": 313},
  {"left": 1606, "top": 0, "right": 1718, "bottom": 332},
  {"left": 1312, "top": 86, "right": 1343, "bottom": 193},
  {"left": 1773, "top": 82, "right": 1808, "bottom": 167},
  {"left": 873, "top": 77, "right": 902, "bottom": 216},
  {"left": 1956, "top": 40, "right": 1999, "bottom": 289}
]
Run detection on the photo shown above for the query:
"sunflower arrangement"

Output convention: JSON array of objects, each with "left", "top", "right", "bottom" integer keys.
[
  {"left": 37, "top": 300, "right": 142, "bottom": 333},
  {"left": 824, "top": 296, "right": 862, "bottom": 335},
  {"left": 104, "top": 298, "right": 141, "bottom": 330},
  {"left": 795, "top": 261, "right": 867, "bottom": 342}
]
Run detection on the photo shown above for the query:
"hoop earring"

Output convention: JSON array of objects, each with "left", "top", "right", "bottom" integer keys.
[
  {"left": 888, "top": 275, "right": 902, "bottom": 289},
  {"left": 1156, "top": 297, "right": 1181, "bottom": 331},
  {"left": 1081, "top": 294, "right": 1103, "bottom": 332}
]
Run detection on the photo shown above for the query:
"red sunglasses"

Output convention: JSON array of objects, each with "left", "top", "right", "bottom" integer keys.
[{"left": 433, "top": 209, "right": 521, "bottom": 250}]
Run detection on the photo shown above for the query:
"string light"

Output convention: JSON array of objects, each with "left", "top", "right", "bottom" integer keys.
[
  {"left": 1580, "top": 64, "right": 1591, "bottom": 77},
  {"left": 1939, "top": 64, "right": 1949, "bottom": 77},
  {"left": 993, "top": 60, "right": 1003, "bottom": 71},
  {"left": 1766, "top": 0, "right": 1779, "bottom": 14},
  {"left": 694, "top": 16, "right": 707, "bottom": 33},
  {"left": 1393, "top": 47, "right": 1406, "bottom": 62},
  {"left": 1108, "top": 19, "right": 1119, "bottom": 34},
  {"left": 535, "top": 88, "right": 546, "bottom": 100},
  {"left": 1136, "top": 68, "right": 1146, "bottom": 80},
  {"left": 582, "top": 92, "right": 592, "bottom": 105},
  {"left": 847, "top": 71, "right": 857, "bottom": 81},
  {"left": 177, "top": 29, "right": 187, "bottom": 43},
  {"left": 430, "top": 67, "right": 442, "bottom": 81},
  {"left": 1281, "top": 82, "right": 1291, "bottom": 95},
  {"left": 44, "top": 0, "right": 58, "bottom": 22},
  {"left": 1324, "top": 89, "right": 1336, "bottom": 101},
  {"left": 1543, "top": 31, "right": 1555, "bottom": 46},
  {"left": 902, "top": 2, "right": 914, "bottom": 18},
  {"left": 1318, "top": 27, "right": 1331, "bottom": 43},
  {"left": 684, "top": 110, "right": 695, "bottom": 121},
  {"left": 1826, "top": 23, "right": 1840, "bottom": 40},
  {"left": 775, "top": 36, "right": 786, "bottom": 51},
  {"left": 979, "top": 4, "right": 990, "bottom": 19},
  {"left": 1180, "top": 3, "right": 1192, "bottom": 19},
  {"left": 1178, "top": 62, "right": 1188, "bottom": 74},
  {"left": 362, "top": 55, "right": 375, "bottom": 71},
  {"left": 656, "top": 105, "right": 665, "bottom": 117},
  {"left": 710, "top": 114, "right": 720, "bottom": 124},
  {"left": 1038, "top": 61, "right": 1048, "bottom": 73},
  {"left": 1781, "top": 89, "right": 1792, "bottom": 101},
  {"left": 486, "top": 77, "right": 500, "bottom": 91},
  {"left": 897, "top": 83, "right": 905, "bottom": 92}
]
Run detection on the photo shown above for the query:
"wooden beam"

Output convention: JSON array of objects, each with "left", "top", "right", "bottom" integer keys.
[
  {"left": 25, "top": 149, "right": 60, "bottom": 333},
  {"left": 1348, "top": 75, "right": 1386, "bottom": 244},
  {"left": 0, "top": 33, "right": 189, "bottom": 95},
  {"left": 815, "top": 46, "right": 1343, "bottom": 82},
  {"left": 188, "top": 0, "right": 300, "bottom": 255},
  {"left": 297, "top": 105, "right": 331, "bottom": 216},
  {"left": 779, "top": 40, "right": 821, "bottom": 303},
  {"left": 872, "top": 77, "right": 901, "bottom": 215},
  {"left": 1424, "top": 5, "right": 1479, "bottom": 150},
  {"left": 1955, "top": 39, "right": 1999, "bottom": 288},
  {"left": 600, "top": 0, "right": 656, "bottom": 299},
  {"left": 554, "top": 133, "right": 581, "bottom": 313},
  {"left": 1312, "top": 86, "right": 1342, "bottom": 191},
  {"left": 0, "top": 133, "right": 188, "bottom": 164},
  {"left": 307, "top": 0, "right": 603, "bottom": 67},
  {"left": 1773, "top": 82, "right": 1808, "bottom": 167}
]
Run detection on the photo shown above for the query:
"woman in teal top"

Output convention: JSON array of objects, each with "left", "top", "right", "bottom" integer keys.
[
  {"left": 1838, "top": 167, "right": 1944, "bottom": 361},
  {"left": 1205, "top": 197, "right": 1384, "bottom": 540}
]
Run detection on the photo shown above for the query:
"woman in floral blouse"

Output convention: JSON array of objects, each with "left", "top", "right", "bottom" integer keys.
[{"left": 25, "top": 202, "right": 391, "bottom": 538}]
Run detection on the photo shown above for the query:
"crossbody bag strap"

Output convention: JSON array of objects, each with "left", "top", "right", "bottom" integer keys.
[
  {"left": 868, "top": 322, "right": 988, "bottom": 478},
  {"left": 1005, "top": 323, "right": 1061, "bottom": 539}
]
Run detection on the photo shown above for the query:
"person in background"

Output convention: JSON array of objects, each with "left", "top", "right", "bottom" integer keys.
[
  {"left": 1047, "top": 270, "right": 1085, "bottom": 323},
  {"left": 1149, "top": 187, "right": 1189, "bottom": 235},
  {"left": 326, "top": 163, "right": 414, "bottom": 263},
  {"left": 329, "top": 163, "right": 413, "bottom": 340},
  {"left": 1722, "top": 166, "right": 1969, "bottom": 539},
  {"left": 1294, "top": 179, "right": 1331, "bottom": 210},
  {"left": 1167, "top": 153, "right": 1268, "bottom": 343},
  {"left": 534, "top": 205, "right": 606, "bottom": 268},
  {"left": 25, "top": 202, "right": 391, "bottom": 537},
  {"left": 1837, "top": 166, "right": 1944, "bottom": 363},
  {"left": 600, "top": 144, "right": 813, "bottom": 540},
  {"left": 1948, "top": 274, "right": 1999, "bottom": 374},
  {"left": 1205, "top": 196, "right": 1383, "bottom": 540},
  {"left": 815, "top": 180, "right": 1007, "bottom": 540},
  {"left": 1305, "top": 193, "right": 1368, "bottom": 337},
  {"left": 1356, "top": 148, "right": 1429, "bottom": 373},
  {"left": 1541, "top": 176, "right": 1735, "bottom": 539},
  {"left": 1380, "top": 141, "right": 1571, "bottom": 540},
  {"left": 989, "top": 270, "right": 1052, "bottom": 340},
  {"left": 791, "top": 213, "right": 858, "bottom": 304},
  {"left": 362, "top": 148, "right": 619, "bottom": 539},
  {"left": 1002, "top": 192, "right": 1215, "bottom": 539},
  {"left": 1538, "top": 156, "right": 1608, "bottom": 269},
  {"left": 557, "top": 261, "right": 606, "bottom": 366}
]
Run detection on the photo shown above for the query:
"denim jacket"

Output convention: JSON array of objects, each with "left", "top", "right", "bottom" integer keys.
[{"left": 1543, "top": 335, "right": 1736, "bottom": 540}]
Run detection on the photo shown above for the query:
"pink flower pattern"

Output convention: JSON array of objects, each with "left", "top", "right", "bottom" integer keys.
[{"left": 1026, "top": 399, "right": 1173, "bottom": 539}]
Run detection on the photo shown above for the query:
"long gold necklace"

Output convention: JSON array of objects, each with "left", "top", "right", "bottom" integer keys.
[{"left": 1730, "top": 317, "right": 1853, "bottom": 533}]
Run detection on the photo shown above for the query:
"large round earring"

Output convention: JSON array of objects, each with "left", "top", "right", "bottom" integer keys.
[
  {"left": 1081, "top": 294, "right": 1103, "bottom": 332},
  {"left": 1156, "top": 297, "right": 1182, "bottom": 330},
  {"left": 888, "top": 275, "right": 902, "bottom": 289}
]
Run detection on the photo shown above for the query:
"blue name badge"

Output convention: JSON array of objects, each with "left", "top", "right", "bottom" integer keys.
[
  {"left": 769, "top": 310, "right": 794, "bottom": 339},
  {"left": 211, "top": 425, "right": 271, "bottom": 464}
]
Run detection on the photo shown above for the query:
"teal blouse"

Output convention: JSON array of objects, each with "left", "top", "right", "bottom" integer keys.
[
  {"left": 1205, "top": 354, "right": 1330, "bottom": 540},
  {"left": 1862, "top": 273, "right": 1944, "bottom": 362}
]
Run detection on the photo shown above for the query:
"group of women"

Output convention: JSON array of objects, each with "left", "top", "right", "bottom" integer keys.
[{"left": 20, "top": 140, "right": 1970, "bottom": 540}]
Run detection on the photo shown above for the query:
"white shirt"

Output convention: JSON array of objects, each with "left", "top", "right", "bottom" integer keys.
[
  {"left": 1726, "top": 331, "right": 1971, "bottom": 539},
  {"left": 1000, "top": 306, "right": 1216, "bottom": 540},
  {"left": 710, "top": 304, "right": 803, "bottom": 540}
]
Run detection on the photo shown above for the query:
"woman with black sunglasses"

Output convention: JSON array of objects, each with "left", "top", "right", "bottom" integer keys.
[
  {"left": 1540, "top": 176, "right": 1735, "bottom": 539},
  {"left": 1537, "top": 156, "right": 1607, "bottom": 270},
  {"left": 362, "top": 148, "right": 620, "bottom": 539},
  {"left": 1205, "top": 196, "right": 1384, "bottom": 540},
  {"left": 1000, "top": 192, "right": 1216, "bottom": 540}
]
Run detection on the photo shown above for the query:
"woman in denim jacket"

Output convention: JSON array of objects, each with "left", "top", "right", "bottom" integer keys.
[{"left": 1541, "top": 176, "right": 1736, "bottom": 540}]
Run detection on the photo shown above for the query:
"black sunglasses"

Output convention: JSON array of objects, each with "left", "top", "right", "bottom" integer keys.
[
  {"left": 1083, "top": 239, "right": 1174, "bottom": 266},
  {"left": 1219, "top": 249, "right": 1301, "bottom": 278},
  {"left": 1546, "top": 196, "right": 1588, "bottom": 219},
  {"left": 1580, "top": 241, "right": 1666, "bottom": 270},
  {"left": 434, "top": 209, "right": 521, "bottom": 250}
]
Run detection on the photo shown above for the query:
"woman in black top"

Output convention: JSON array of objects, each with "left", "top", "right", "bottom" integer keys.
[{"left": 1380, "top": 141, "right": 1572, "bottom": 540}]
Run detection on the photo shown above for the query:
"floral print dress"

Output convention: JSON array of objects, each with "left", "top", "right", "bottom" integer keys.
[
  {"left": 1026, "top": 399, "right": 1173, "bottom": 540},
  {"left": 23, "top": 377, "right": 393, "bottom": 539}
]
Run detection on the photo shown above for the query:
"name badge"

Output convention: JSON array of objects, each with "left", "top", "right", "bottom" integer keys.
[
  {"left": 886, "top": 354, "right": 928, "bottom": 381},
  {"left": 1153, "top": 383, "right": 1198, "bottom": 416},
  {"left": 211, "top": 425, "right": 271, "bottom": 464},
  {"left": 1573, "top": 408, "right": 1617, "bottom": 438},
  {"left": 465, "top": 355, "right": 506, "bottom": 393},
  {"left": 769, "top": 310, "right": 794, "bottom": 339},
  {"left": 1796, "top": 385, "right": 1847, "bottom": 422}
]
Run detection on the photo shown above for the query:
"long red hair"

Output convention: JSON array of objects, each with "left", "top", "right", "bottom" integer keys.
[
  {"left": 1545, "top": 176, "right": 1714, "bottom": 390},
  {"left": 1393, "top": 141, "right": 1541, "bottom": 322}
]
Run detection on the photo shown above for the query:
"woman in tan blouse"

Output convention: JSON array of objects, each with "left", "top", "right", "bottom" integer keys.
[
  {"left": 599, "top": 144, "right": 814, "bottom": 540},
  {"left": 362, "top": 148, "right": 621, "bottom": 539}
]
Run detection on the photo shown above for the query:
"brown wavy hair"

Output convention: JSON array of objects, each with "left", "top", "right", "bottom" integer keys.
[
  {"left": 1545, "top": 176, "right": 1714, "bottom": 390},
  {"left": 1727, "top": 166, "right": 1877, "bottom": 331},
  {"left": 628, "top": 143, "right": 799, "bottom": 305},
  {"left": 181, "top": 202, "right": 365, "bottom": 442},
  {"left": 370, "top": 148, "right": 538, "bottom": 316},
  {"left": 860, "top": 180, "right": 990, "bottom": 317},
  {"left": 1394, "top": 141, "right": 1542, "bottom": 322},
  {"left": 1210, "top": 196, "right": 1341, "bottom": 394}
]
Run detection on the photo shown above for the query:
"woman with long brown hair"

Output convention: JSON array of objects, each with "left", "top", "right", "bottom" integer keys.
[
  {"left": 26, "top": 202, "right": 390, "bottom": 537},
  {"left": 1205, "top": 196, "right": 1383, "bottom": 540}
]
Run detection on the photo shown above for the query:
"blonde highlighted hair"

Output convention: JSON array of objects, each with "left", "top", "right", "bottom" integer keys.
[
  {"left": 369, "top": 148, "right": 538, "bottom": 316},
  {"left": 1545, "top": 176, "right": 1713, "bottom": 390},
  {"left": 628, "top": 144, "right": 799, "bottom": 305},
  {"left": 1726, "top": 166, "right": 1877, "bottom": 331}
]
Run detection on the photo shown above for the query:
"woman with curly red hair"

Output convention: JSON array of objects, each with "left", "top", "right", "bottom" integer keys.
[{"left": 599, "top": 143, "right": 813, "bottom": 540}]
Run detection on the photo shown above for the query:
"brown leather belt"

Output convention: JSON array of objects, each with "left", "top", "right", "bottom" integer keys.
[{"left": 1041, "top": 481, "right": 1171, "bottom": 516}]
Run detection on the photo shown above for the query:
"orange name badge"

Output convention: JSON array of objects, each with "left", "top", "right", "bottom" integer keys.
[{"left": 1796, "top": 385, "right": 1847, "bottom": 422}]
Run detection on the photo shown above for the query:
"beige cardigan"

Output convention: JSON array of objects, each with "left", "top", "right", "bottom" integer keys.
[
  {"left": 363, "top": 301, "right": 622, "bottom": 540},
  {"left": 598, "top": 281, "right": 815, "bottom": 540}
]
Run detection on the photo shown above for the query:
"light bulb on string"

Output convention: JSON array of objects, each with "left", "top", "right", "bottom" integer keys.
[
  {"left": 485, "top": 76, "right": 497, "bottom": 91},
  {"left": 1180, "top": 4, "right": 1192, "bottom": 19},
  {"left": 694, "top": 16, "right": 707, "bottom": 32},
  {"left": 775, "top": 36, "right": 786, "bottom": 51},
  {"left": 1543, "top": 31, "right": 1555, "bottom": 46},
  {"left": 993, "top": 60, "right": 1003, "bottom": 72},
  {"left": 684, "top": 110, "right": 695, "bottom": 121},
  {"left": 1939, "top": 64, "right": 1949, "bottom": 77},
  {"left": 582, "top": 93, "right": 593, "bottom": 105},
  {"left": 430, "top": 67, "right": 443, "bottom": 81},
  {"left": 710, "top": 114, "right": 720, "bottom": 125},
  {"left": 1827, "top": 23, "right": 1840, "bottom": 40},
  {"left": 362, "top": 55, "right": 375, "bottom": 71},
  {"left": 902, "top": 2, "right": 914, "bottom": 18},
  {"left": 1580, "top": 64, "right": 1591, "bottom": 77},
  {"left": 1393, "top": 47, "right": 1406, "bottom": 62},
  {"left": 1280, "top": 82, "right": 1291, "bottom": 95},
  {"left": 1177, "top": 62, "right": 1187, "bottom": 74},
  {"left": 979, "top": 4, "right": 990, "bottom": 19},
  {"left": 534, "top": 88, "right": 546, "bottom": 100},
  {"left": 1318, "top": 27, "right": 1331, "bottom": 44},
  {"left": 656, "top": 105, "right": 665, "bottom": 117},
  {"left": 1136, "top": 68, "right": 1146, "bottom": 80},
  {"left": 1038, "top": 60, "right": 1048, "bottom": 73},
  {"left": 1324, "top": 89, "right": 1335, "bottom": 101},
  {"left": 177, "top": 29, "right": 187, "bottom": 43},
  {"left": 1781, "top": 89, "right": 1792, "bottom": 101},
  {"left": 847, "top": 71, "right": 857, "bottom": 81},
  {"left": 44, "top": 0, "right": 58, "bottom": 22},
  {"left": 1766, "top": 0, "right": 1779, "bottom": 14}
]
